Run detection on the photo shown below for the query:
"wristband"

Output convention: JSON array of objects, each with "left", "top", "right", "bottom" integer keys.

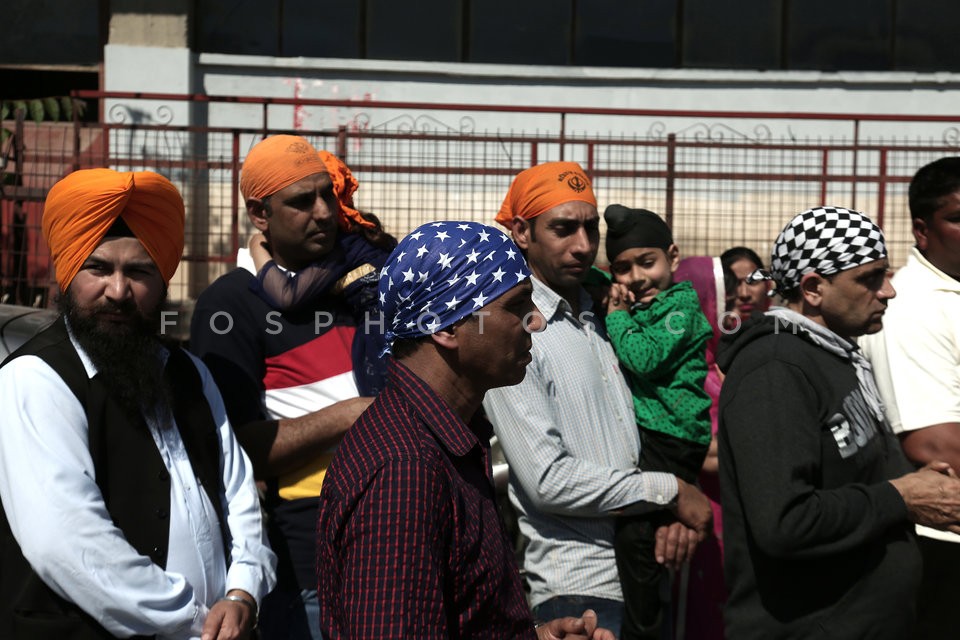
[{"left": 221, "top": 594, "right": 258, "bottom": 627}]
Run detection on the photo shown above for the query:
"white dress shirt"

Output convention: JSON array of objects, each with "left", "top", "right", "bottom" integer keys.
[{"left": 0, "top": 330, "right": 277, "bottom": 639}]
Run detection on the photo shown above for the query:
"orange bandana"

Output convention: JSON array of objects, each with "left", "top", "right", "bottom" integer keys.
[
  {"left": 42, "top": 168, "right": 185, "bottom": 290},
  {"left": 318, "top": 150, "right": 374, "bottom": 231},
  {"left": 240, "top": 135, "right": 329, "bottom": 201},
  {"left": 495, "top": 161, "right": 596, "bottom": 227}
]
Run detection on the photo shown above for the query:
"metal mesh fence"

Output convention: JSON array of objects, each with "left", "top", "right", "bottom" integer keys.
[{"left": 3, "top": 94, "right": 959, "bottom": 309}]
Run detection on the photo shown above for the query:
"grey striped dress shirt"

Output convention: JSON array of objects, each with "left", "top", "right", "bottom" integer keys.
[{"left": 483, "top": 277, "right": 678, "bottom": 609}]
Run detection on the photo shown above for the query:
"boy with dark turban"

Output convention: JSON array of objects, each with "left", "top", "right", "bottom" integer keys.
[{"left": 603, "top": 204, "right": 713, "bottom": 640}]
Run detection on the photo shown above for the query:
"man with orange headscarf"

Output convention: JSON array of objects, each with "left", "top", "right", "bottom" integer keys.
[
  {"left": 483, "top": 162, "right": 712, "bottom": 638},
  {"left": 0, "top": 168, "right": 276, "bottom": 640},
  {"left": 190, "top": 135, "right": 393, "bottom": 640}
]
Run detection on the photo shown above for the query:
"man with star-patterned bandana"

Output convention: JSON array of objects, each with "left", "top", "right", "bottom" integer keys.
[
  {"left": 316, "top": 221, "right": 616, "bottom": 639},
  {"left": 718, "top": 205, "right": 960, "bottom": 639}
]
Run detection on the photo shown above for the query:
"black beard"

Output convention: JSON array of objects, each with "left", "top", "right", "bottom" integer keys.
[{"left": 58, "top": 291, "right": 172, "bottom": 422}]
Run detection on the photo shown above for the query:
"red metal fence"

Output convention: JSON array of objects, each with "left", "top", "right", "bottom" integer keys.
[{"left": 3, "top": 91, "right": 959, "bottom": 308}]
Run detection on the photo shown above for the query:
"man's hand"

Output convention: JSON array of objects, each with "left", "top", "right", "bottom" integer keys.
[
  {"left": 673, "top": 478, "right": 712, "bottom": 540},
  {"left": 200, "top": 590, "right": 256, "bottom": 640},
  {"left": 889, "top": 461, "right": 960, "bottom": 533},
  {"left": 535, "top": 609, "right": 617, "bottom": 640},
  {"left": 654, "top": 520, "right": 701, "bottom": 570}
]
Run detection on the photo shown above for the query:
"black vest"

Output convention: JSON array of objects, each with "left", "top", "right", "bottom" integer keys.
[{"left": 0, "top": 317, "right": 230, "bottom": 640}]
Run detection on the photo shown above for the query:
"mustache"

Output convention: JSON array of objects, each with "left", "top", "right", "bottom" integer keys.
[{"left": 92, "top": 299, "right": 139, "bottom": 316}]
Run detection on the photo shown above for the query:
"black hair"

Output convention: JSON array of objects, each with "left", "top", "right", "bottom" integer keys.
[
  {"left": 720, "top": 246, "right": 765, "bottom": 272},
  {"left": 355, "top": 210, "right": 398, "bottom": 252},
  {"left": 722, "top": 264, "right": 738, "bottom": 301},
  {"left": 908, "top": 157, "right": 960, "bottom": 220}
]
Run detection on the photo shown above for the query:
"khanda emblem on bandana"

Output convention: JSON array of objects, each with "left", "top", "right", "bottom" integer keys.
[
  {"left": 558, "top": 170, "right": 589, "bottom": 193},
  {"left": 287, "top": 140, "right": 318, "bottom": 166}
]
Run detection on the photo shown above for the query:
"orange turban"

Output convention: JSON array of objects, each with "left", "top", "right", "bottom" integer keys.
[
  {"left": 495, "top": 161, "right": 597, "bottom": 227},
  {"left": 42, "top": 168, "right": 185, "bottom": 291},
  {"left": 240, "top": 134, "right": 328, "bottom": 201},
  {"left": 318, "top": 150, "right": 374, "bottom": 231}
]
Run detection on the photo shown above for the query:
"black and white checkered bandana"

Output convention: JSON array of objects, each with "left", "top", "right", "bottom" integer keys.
[{"left": 769, "top": 206, "right": 886, "bottom": 293}]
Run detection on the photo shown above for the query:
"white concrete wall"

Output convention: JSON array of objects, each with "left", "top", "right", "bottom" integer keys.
[
  {"left": 102, "top": 46, "right": 960, "bottom": 140},
  {"left": 193, "top": 54, "right": 960, "bottom": 142},
  {"left": 100, "top": 47, "right": 960, "bottom": 281}
]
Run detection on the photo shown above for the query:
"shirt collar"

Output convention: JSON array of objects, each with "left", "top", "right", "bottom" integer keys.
[
  {"left": 530, "top": 276, "right": 593, "bottom": 321},
  {"left": 909, "top": 246, "right": 960, "bottom": 293},
  {"left": 387, "top": 359, "right": 490, "bottom": 457}
]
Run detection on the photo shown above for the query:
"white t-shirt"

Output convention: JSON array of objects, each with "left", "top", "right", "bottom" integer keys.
[{"left": 861, "top": 247, "right": 960, "bottom": 542}]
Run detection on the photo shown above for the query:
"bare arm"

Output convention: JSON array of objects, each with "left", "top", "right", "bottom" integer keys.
[
  {"left": 888, "top": 461, "right": 960, "bottom": 534},
  {"left": 701, "top": 435, "right": 719, "bottom": 474},
  {"left": 900, "top": 423, "right": 960, "bottom": 473},
  {"left": 234, "top": 397, "right": 373, "bottom": 478},
  {"left": 248, "top": 233, "right": 271, "bottom": 271}
]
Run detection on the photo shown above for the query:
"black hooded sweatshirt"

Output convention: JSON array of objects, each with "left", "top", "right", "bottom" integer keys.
[{"left": 717, "top": 313, "right": 920, "bottom": 640}]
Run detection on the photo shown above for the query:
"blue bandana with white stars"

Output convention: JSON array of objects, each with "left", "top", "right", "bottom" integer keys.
[{"left": 379, "top": 220, "right": 531, "bottom": 351}]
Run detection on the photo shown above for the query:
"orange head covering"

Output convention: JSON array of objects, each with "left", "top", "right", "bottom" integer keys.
[
  {"left": 495, "top": 161, "right": 597, "bottom": 227},
  {"left": 318, "top": 150, "right": 374, "bottom": 231},
  {"left": 42, "top": 168, "right": 185, "bottom": 291},
  {"left": 240, "top": 134, "right": 329, "bottom": 201},
  {"left": 240, "top": 135, "right": 375, "bottom": 232}
]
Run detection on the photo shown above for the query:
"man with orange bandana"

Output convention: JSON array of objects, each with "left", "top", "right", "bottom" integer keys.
[
  {"left": 190, "top": 135, "right": 391, "bottom": 640},
  {"left": 0, "top": 168, "right": 276, "bottom": 640},
  {"left": 483, "top": 162, "right": 712, "bottom": 638}
]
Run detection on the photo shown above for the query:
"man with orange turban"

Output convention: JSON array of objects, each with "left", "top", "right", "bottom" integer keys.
[
  {"left": 0, "top": 168, "right": 276, "bottom": 640},
  {"left": 483, "top": 162, "right": 713, "bottom": 638},
  {"left": 191, "top": 135, "right": 394, "bottom": 640}
]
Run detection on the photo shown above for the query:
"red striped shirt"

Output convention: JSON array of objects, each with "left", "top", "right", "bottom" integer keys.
[{"left": 317, "top": 360, "right": 536, "bottom": 639}]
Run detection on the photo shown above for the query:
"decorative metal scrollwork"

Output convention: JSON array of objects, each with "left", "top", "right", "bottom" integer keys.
[
  {"left": 943, "top": 127, "right": 960, "bottom": 146},
  {"left": 350, "top": 112, "right": 476, "bottom": 134},
  {"left": 108, "top": 103, "right": 131, "bottom": 124},
  {"left": 107, "top": 103, "right": 175, "bottom": 125},
  {"left": 668, "top": 121, "right": 773, "bottom": 143}
]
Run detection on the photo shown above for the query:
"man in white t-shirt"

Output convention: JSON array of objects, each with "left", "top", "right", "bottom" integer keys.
[{"left": 860, "top": 156, "right": 960, "bottom": 639}]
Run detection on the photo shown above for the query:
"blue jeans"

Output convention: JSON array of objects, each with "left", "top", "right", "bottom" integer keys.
[
  {"left": 532, "top": 595, "right": 624, "bottom": 638},
  {"left": 259, "top": 587, "right": 322, "bottom": 640}
]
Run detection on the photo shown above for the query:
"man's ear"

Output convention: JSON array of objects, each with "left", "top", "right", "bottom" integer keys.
[
  {"left": 666, "top": 244, "right": 681, "bottom": 272},
  {"left": 429, "top": 326, "right": 459, "bottom": 351},
  {"left": 247, "top": 198, "right": 269, "bottom": 232},
  {"left": 511, "top": 217, "right": 531, "bottom": 251},
  {"left": 798, "top": 271, "right": 825, "bottom": 307},
  {"left": 913, "top": 216, "right": 930, "bottom": 252}
]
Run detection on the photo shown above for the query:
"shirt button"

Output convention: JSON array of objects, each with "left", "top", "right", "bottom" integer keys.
[
  {"left": 157, "top": 471, "right": 169, "bottom": 482},
  {"left": 156, "top": 508, "right": 168, "bottom": 519},
  {"left": 656, "top": 494, "right": 665, "bottom": 503}
]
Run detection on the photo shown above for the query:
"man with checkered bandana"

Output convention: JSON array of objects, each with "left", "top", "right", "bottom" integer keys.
[{"left": 716, "top": 206, "right": 960, "bottom": 639}]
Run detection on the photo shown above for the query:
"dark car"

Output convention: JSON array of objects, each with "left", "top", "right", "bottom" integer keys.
[{"left": 0, "top": 303, "right": 57, "bottom": 360}]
